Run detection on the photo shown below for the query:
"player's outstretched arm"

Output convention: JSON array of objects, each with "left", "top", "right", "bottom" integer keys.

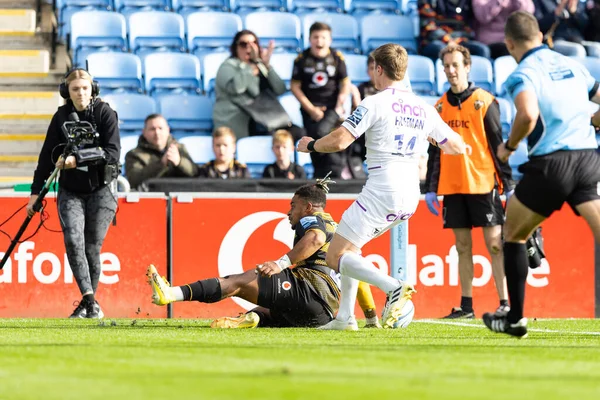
[
  {"left": 257, "top": 229, "right": 326, "bottom": 277},
  {"left": 297, "top": 127, "right": 356, "bottom": 153}
]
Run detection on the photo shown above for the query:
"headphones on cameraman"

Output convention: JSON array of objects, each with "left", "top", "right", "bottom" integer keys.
[{"left": 59, "top": 67, "right": 100, "bottom": 100}]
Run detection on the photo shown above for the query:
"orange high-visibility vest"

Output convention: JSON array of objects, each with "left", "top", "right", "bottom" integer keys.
[{"left": 435, "top": 89, "right": 503, "bottom": 195}]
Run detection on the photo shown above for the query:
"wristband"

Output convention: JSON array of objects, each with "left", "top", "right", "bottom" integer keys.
[
  {"left": 307, "top": 140, "right": 317, "bottom": 152},
  {"left": 504, "top": 140, "right": 517, "bottom": 152},
  {"left": 275, "top": 254, "right": 292, "bottom": 270}
]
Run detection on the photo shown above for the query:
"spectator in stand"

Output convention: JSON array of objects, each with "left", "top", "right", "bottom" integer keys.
[
  {"left": 291, "top": 22, "right": 351, "bottom": 179},
  {"left": 534, "top": 0, "right": 600, "bottom": 57},
  {"left": 262, "top": 130, "right": 306, "bottom": 179},
  {"left": 125, "top": 114, "right": 198, "bottom": 190},
  {"left": 212, "top": 30, "right": 287, "bottom": 139},
  {"left": 197, "top": 127, "right": 251, "bottom": 179},
  {"left": 585, "top": 0, "right": 600, "bottom": 43},
  {"left": 472, "top": 0, "right": 535, "bottom": 59},
  {"left": 418, "top": 0, "right": 491, "bottom": 60}
]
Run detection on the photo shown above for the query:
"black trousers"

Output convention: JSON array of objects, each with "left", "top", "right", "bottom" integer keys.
[{"left": 301, "top": 108, "right": 347, "bottom": 179}]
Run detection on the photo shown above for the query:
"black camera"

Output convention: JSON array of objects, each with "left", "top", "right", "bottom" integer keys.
[{"left": 61, "top": 112, "right": 106, "bottom": 166}]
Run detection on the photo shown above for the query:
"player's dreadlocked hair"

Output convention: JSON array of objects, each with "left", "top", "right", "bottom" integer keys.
[{"left": 294, "top": 172, "right": 336, "bottom": 208}]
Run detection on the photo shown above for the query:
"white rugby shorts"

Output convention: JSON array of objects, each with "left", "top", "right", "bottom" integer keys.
[{"left": 336, "top": 185, "right": 420, "bottom": 248}]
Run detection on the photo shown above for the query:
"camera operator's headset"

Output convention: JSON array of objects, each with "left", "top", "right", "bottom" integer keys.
[{"left": 58, "top": 67, "right": 100, "bottom": 100}]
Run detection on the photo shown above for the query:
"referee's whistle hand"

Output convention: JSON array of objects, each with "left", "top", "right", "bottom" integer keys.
[
  {"left": 425, "top": 192, "right": 440, "bottom": 216},
  {"left": 297, "top": 137, "right": 313, "bottom": 153},
  {"left": 496, "top": 142, "right": 512, "bottom": 163}
]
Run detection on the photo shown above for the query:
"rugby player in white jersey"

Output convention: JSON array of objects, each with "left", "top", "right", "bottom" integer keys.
[{"left": 298, "top": 43, "right": 466, "bottom": 330}]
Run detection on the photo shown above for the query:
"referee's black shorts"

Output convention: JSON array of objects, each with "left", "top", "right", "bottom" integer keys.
[
  {"left": 516, "top": 149, "right": 600, "bottom": 217},
  {"left": 256, "top": 268, "right": 333, "bottom": 328}
]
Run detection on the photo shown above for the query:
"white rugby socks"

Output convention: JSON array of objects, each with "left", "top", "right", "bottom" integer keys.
[
  {"left": 336, "top": 273, "right": 359, "bottom": 321},
  {"left": 339, "top": 251, "right": 400, "bottom": 294},
  {"left": 172, "top": 286, "right": 184, "bottom": 301}
]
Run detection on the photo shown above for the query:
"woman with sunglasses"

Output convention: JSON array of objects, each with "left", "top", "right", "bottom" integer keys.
[{"left": 213, "top": 30, "right": 288, "bottom": 139}]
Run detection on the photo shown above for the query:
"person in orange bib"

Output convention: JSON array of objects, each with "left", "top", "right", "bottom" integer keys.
[{"left": 424, "top": 44, "right": 514, "bottom": 319}]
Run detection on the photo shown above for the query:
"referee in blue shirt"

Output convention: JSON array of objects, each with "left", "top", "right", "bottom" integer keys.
[{"left": 483, "top": 11, "right": 600, "bottom": 338}]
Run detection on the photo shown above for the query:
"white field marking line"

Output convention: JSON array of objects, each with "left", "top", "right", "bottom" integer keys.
[{"left": 415, "top": 319, "right": 600, "bottom": 336}]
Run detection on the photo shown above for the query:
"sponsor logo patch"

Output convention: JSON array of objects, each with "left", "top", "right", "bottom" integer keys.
[{"left": 345, "top": 105, "right": 368, "bottom": 128}]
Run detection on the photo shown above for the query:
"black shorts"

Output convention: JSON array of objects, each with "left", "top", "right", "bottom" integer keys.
[
  {"left": 442, "top": 191, "right": 504, "bottom": 229},
  {"left": 257, "top": 268, "right": 333, "bottom": 328},
  {"left": 516, "top": 149, "right": 600, "bottom": 217}
]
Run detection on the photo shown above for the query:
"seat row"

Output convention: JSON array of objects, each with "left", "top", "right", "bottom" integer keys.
[
  {"left": 87, "top": 45, "right": 600, "bottom": 100},
  {"left": 57, "top": 1, "right": 416, "bottom": 20},
  {"left": 67, "top": 10, "right": 418, "bottom": 65}
]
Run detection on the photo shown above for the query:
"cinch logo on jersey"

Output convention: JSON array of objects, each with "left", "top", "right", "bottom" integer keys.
[
  {"left": 391, "top": 101, "right": 426, "bottom": 117},
  {"left": 392, "top": 101, "right": 426, "bottom": 130},
  {"left": 0, "top": 241, "right": 120, "bottom": 284}
]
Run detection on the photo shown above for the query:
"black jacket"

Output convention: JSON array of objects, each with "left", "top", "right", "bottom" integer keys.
[
  {"left": 31, "top": 99, "right": 120, "bottom": 194},
  {"left": 425, "top": 83, "right": 514, "bottom": 194}
]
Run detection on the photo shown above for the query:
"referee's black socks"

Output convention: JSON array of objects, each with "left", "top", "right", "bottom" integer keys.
[
  {"left": 180, "top": 278, "right": 222, "bottom": 303},
  {"left": 503, "top": 242, "right": 529, "bottom": 323}
]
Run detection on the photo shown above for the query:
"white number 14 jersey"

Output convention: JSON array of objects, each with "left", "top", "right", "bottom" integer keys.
[{"left": 342, "top": 87, "right": 454, "bottom": 191}]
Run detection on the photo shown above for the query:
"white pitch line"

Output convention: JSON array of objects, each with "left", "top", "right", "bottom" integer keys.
[{"left": 416, "top": 319, "right": 600, "bottom": 336}]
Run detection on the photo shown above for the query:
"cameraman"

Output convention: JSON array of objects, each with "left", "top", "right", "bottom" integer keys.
[{"left": 27, "top": 68, "right": 120, "bottom": 319}]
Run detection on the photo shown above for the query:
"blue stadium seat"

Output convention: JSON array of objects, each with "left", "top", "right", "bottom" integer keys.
[
  {"left": 236, "top": 136, "right": 276, "bottom": 178},
  {"left": 496, "top": 97, "right": 513, "bottom": 138},
  {"left": 288, "top": 0, "right": 343, "bottom": 13},
  {"left": 345, "top": 0, "right": 401, "bottom": 15},
  {"left": 279, "top": 92, "right": 303, "bottom": 127},
  {"left": 343, "top": 54, "right": 369, "bottom": 84},
  {"left": 114, "top": 0, "right": 169, "bottom": 16},
  {"left": 158, "top": 95, "right": 214, "bottom": 134},
  {"left": 102, "top": 93, "right": 158, "bottom": 134},
  {"left": 70, "top": 11, "right": 127, "bottom": 67},
  {"left": 493, "top": 55, "right": 517, "bottom": 97},
  {"left": 120, "top": 134, "right": 140, "bottom": 169},
  {"left": 57, "top": 0, "right": 113, "bottom": 40},
  {"left": 407, "top": 55, "right": 435, "bottom": 95},
  {"left": 230, "top": 0, "right": 285, "bottom": 13},
  {"left": 172, "top": 0, "right": 229, "bottom": 16},
  {"left": 187, "top": 12, "right": 242, "bottom": 59},
  {"left": 178, "top": 136, "right": 215, "bottom": 164},
  {"left": 578, "top": 56, "right": 600, "bottom": 81},
  {"left": 87, "top": 52, "right": 143, "bottom": 94},
  {"left": 144, "top": 52, "right": 202, "bottom": 96},
  {"left": 128, "top": 12, "right": 186, "bottom": 57},
  {"left": 301, "top": 13, "right": 359, "bottom": 53},
  {"left": 436, "top": 56, "right": 494, "bottom": 95},
  {"left": 295, "top": 145, "right": 313, "bottom": 178},
  {"left": 269, "top": 52, "right": 296, "bottom": 88},
  {"left": 202, "top": 51, "right": 231, "bottom": 96},
  {"left": 508, "top": 141, "right": 528, "bottom": 181},
  {"left": 243, "top": 12, "right": 302, "bottom": 52},
  {"left": 360, "top": 14, "right": 417, "bottom": 54},
  {"left": 421, "top": 95, "right": 439, "bottom": 106}
]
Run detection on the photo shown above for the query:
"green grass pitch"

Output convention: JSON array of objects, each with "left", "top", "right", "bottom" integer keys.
[{"left": 1, "top": 318, "right": 600, "bottom": 399}]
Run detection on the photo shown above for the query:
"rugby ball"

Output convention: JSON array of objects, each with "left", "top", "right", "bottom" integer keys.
[{"left": 392, "top": 299, "right": 415, "bottom": 328}]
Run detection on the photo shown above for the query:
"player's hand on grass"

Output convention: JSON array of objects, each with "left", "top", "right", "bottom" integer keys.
[{"left": 256, "top": 261, "right": 282, "bottom": 277}]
